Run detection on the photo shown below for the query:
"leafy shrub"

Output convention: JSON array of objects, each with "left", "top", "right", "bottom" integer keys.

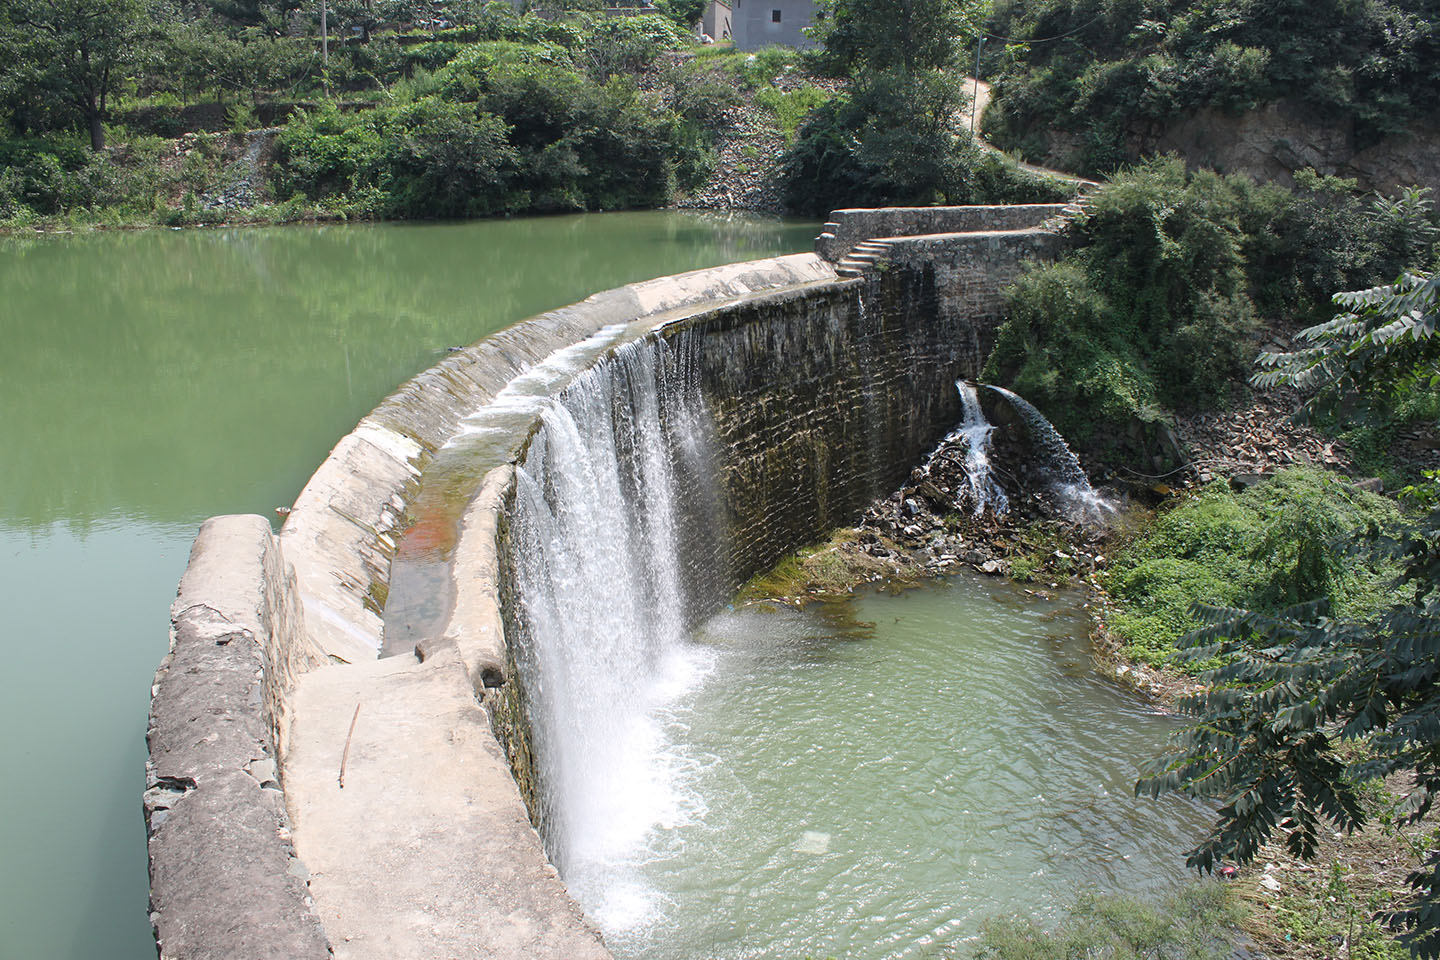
[
  {"left": 983, "top": 159, "right": 1438, "bottom": 451},
  {"left": 1104, "top": 469, "right": 1401, "bottom": 667},
  {"left": 0, "top": 135, "right": 122, "bottom": 215},
  {"left": 782, "top": 84, "right": 1072, "bottom": 216},
  {"left": 273, "top": 100, "right": 518, "bottom": 218},
  {"left": 574, "top": 14, "right": 692, "bottom": 81},
  {"left": 275, "top": 42, "right": 694, "bottom": 217}
]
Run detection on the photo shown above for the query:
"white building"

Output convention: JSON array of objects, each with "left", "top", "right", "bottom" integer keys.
[{"left": 730, "top": 0, "right": 819, "bottom": 50}]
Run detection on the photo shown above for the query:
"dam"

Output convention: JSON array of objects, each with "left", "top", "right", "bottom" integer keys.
[{"left": 144, "top": 204, "right": 1205, "bottom": 959}]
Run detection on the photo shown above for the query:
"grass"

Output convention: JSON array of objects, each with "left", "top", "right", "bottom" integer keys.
[
  {"left": 1103, "top": 467, "right": 1402, "bottom": 669},
  {"left": 753, "top": 83, "right": 832, "bottom": 140}
]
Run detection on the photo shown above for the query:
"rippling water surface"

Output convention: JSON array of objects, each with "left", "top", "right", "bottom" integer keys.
[{"left": 601, "top": 578, "right": 1212, "bottom": 960}]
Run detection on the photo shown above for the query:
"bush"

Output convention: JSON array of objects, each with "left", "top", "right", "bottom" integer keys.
[
  {"left": 781, "top": 85, "right": 1071, "bottom": 216},
  {"left": 1104, "top": 469, "right": 1401, "bottom": 667},
  {"left": 573, "top": 14, "right": 692, "bottom": 81},
  {"left": 273, "top": 100, "right": 518, "bottom": 218},
  {"left": 983, "top": 159, "right": 1438, "bottom": 456},
  {"left": 274, "top": 42, "right": 693, "bottom": 217}
]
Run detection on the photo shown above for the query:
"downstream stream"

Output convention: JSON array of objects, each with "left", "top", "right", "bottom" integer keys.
[
  {"left": 587, "top": 581, "right": 1213, "bottom": 960},
  {"left": 0, "top": 212, "right": 814, "bottom": 960}
]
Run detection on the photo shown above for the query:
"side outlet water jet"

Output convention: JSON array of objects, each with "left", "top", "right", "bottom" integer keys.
[
  {"left": 937, "top": 380, "right": 1009, "bottom": 517},
  {"left": 986, "top": 385, "right": 1115, "bottom": 524}
]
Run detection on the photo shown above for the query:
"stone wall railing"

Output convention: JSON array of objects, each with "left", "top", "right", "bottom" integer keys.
[
  {"left": 146, "top": 515, "right": 330, "bottom": 960},
  {"left": 815, "top": 203, "right": 1072, "bottom": 262}
]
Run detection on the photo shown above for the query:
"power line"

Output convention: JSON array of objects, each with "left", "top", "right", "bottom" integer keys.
[{"left": 980, "top": 9, "right": 1107, "bottom": 45}]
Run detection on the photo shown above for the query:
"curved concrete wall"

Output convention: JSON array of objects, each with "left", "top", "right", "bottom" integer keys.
[{"left": 148, "top": 209, "right": 1065, "bottom": 959}]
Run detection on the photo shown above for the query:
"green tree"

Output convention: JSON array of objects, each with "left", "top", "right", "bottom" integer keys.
[
  {"left": 1255, "top": 266, "right": 1439, "bottom": 423},
  {"left": 782, "top": 0, "right": 994, "bottom": 213},
  {"left": 810, "top": 0, "right": 982, "bottom": 77},
  {"left": 653, "top": 0, "right": 706, "bottom": 30},
  {"left": 0, "top": 0, "right": 153, "bottom": 149},
  {"left": 1140, "top": 269, "right": 1440, "bottom": 957}
]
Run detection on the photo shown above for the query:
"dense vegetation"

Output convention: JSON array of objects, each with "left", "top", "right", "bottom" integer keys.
[
  {"left": 0, "top": 0, "right": 747, "bottom": 225},
  {"left": 1105, "top": 469, "right": 1401, "bottom": 666},
  {"left": 1120, "top": 267, "right": 1440, "bottom": 956},
  {"left": 983, "top": 159, "right": 1438, "bottom": 453},
  {"left": 0, "top": 0, "right": 1082, "bottom": 226},
  {"left": 981, "top": 0, "right": 1440, "bottom": 176},
  {"left": 780, "top": 0, "right": 1075, "bottom": 215}
]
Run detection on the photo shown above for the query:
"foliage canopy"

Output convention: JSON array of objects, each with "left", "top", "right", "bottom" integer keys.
[
  {"left": 982, "top": 0, "right": 1440, "bottom": 175},
  {"left": 1140, "top": 269, "right": 1440, "bottom": 958}
]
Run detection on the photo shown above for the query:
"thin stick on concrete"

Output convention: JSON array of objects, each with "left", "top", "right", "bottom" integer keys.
[{"left": 338, "top": 702, "right": 361, "bottom": 789}]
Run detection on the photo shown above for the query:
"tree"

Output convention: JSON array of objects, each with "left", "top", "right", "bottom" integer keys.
[
  {"left": 809, "top": 0, "right": 981, "bottom": 77},
  {"left": 0, "top": 0, "right": 152, "bottom": 149},
  {"left": 1140, "top": 268, "right": 1440, "bottom": 957},
  {"left": 1255, "top": 263, "right": 1439, "bottom": 423},
  {"left": 782, "top": 0, "right": 989, "bottom": 213}
]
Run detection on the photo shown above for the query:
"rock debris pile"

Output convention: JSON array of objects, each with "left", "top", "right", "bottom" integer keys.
[{"left": 849, "top": 421, "right": 1115, "bottom": 584}]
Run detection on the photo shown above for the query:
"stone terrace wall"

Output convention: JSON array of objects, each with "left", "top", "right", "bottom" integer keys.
[
  {"left": 815, "top": 203, "right": 1070, "bottom": 261},
  {"left": 146, "top": 515, "right": 329, "bottom": 960}
]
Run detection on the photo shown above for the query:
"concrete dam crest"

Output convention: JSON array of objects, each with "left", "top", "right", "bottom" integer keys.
[{"left": 145, "top": 203, "right": 1071, "bottom": 960}]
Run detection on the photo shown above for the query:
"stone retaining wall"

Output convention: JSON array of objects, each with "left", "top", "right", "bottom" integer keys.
[
  {"left": 815, "top": 203, "right": 1070, "bottom": 261},
  {"left": 278, "top": 253, "right": 839, "bottom": 669},
  {"left": 879, "top": 228, "right": 1067, "bottom": 366}
]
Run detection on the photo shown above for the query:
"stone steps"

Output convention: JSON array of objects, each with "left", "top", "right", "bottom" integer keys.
[{"left": 836, "top": 240, "right": 896, "bottom": 278}]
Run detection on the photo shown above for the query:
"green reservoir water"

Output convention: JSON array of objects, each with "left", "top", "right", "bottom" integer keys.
[
  {"left": 0, "top": 212, "right": 815, "bottom": 960},
  {"left": 598, "top": 581, "right": 1212, "bottom": 960}
]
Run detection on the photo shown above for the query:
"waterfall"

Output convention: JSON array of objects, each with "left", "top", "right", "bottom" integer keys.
[
  {"left": 936, "top": 381, "right": 1008, "bottom": 516},
  {"left": 508, "top": 334, "right": 716, "bottom": 931},
  {"left": 986, "top": 385, "right": 1113, "bottom": 523}
]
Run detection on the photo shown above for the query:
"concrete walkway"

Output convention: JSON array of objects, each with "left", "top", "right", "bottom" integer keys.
[{"left": 284, "top": 643, "right": 611, "bottom": 960}]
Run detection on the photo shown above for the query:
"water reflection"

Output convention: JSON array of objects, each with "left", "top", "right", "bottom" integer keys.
[{"left": 0, "top": 213, "right": 817, "bottom": 527}]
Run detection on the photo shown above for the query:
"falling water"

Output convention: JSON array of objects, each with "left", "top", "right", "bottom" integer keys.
[
  {"left": 987, "top": 385, "right": 1114, "bottom": 523},
  {"left": 934, "top": 381, "right": 1008, "bottom": 516},
  {"left": 507, "top": 334, "right": 717, "bottom": 932}
]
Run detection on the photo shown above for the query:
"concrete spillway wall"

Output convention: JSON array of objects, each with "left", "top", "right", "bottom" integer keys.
[{"left": 146, "top": 210, "right": 1064, "bottom": 959}]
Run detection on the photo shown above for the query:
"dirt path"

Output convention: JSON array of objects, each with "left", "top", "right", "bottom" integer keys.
[{"left": 966, "top": 79, "right": 1098, "bottom": 188}]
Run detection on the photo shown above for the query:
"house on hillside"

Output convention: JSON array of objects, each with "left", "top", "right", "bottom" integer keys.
[
  {"left": 700, "top": 0, "right": 732, "bottom": 41},
  {"left": 730, "top": 0, "right": 819, "bottom": 49}
]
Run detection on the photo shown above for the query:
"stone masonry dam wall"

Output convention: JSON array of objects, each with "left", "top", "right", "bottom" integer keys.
[{"left": 145, "top": 207, "right": 1064, "bottom": 960}]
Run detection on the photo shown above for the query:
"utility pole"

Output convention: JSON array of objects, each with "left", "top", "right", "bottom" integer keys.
[
  {"left": 321, "top": 0, "right": 329, "bottom": 67},
  {"left": 971, "top": 34, "right": 984, "bottom": 134}
]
